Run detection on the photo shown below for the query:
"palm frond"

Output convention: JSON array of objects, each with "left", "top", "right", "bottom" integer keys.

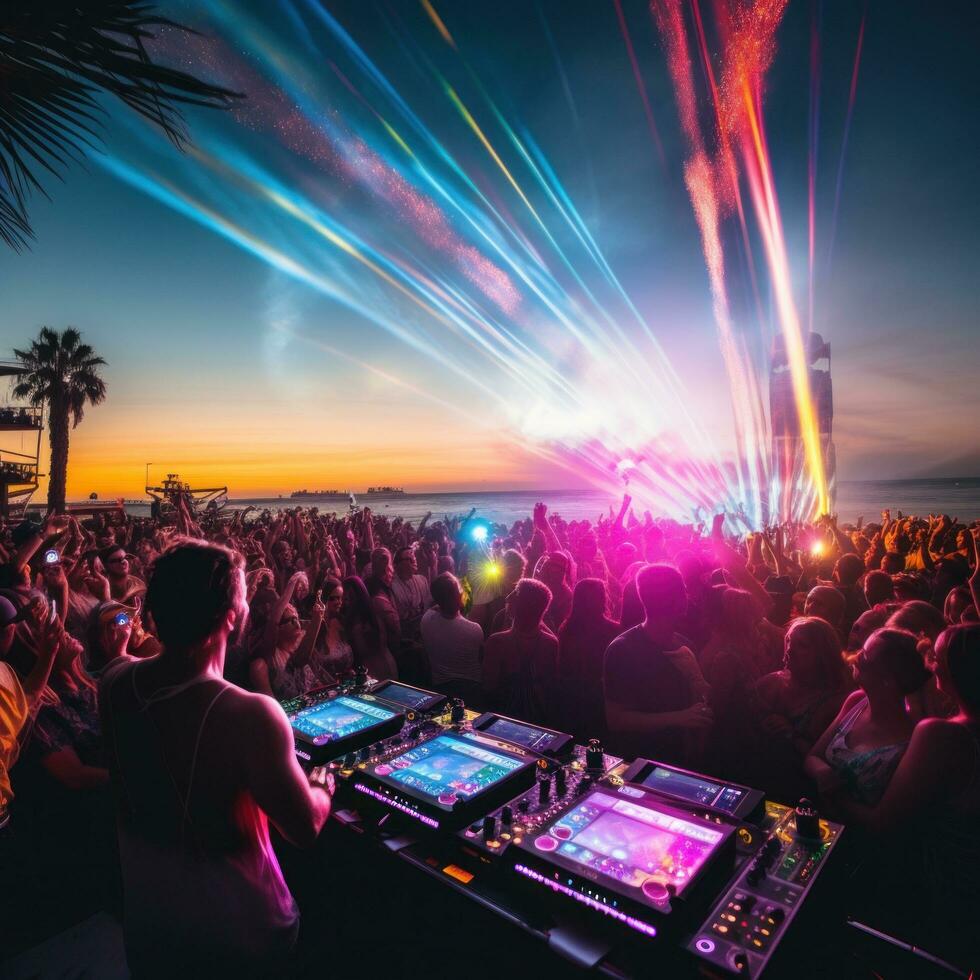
[{"left": 0, "top": 0, "right": 242, "bottom": 249}]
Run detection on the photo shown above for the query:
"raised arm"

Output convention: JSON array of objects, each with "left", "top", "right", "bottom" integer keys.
[
  {"left": 533, "top": 502, "right": 562, "bottom": 554},
  {"left": 290, "top": 594, "right": 325, "bottom": 668},
  {"left": 711, "top": 515, "right": 774, "bottom": 615}
]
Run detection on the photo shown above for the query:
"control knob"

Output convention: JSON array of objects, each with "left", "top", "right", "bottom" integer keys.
[
  {"left": 795, "top": 798, "right": 821, "bottom": 840},
  {"left": 746, "top": 859, "right": 766, "bottom": 887},
  {"left": 342, "top": 753, "right": 356, "bottom": 768},
  {"left": 585, "top": 739, "right": 604, "bottom": 772},
  {"left": 500, "top": 805, "right": 513, "bottom": 826},
  {"left": 555, "top": 768, "right": 567, "bottom": 796},
  {"left": 482, "top": 815, "right": 497, "bottom": 843},
  {"left": 538, "top": 776, "right": 552, "bottom": 804},
  {"left": 450, "top": 698, "right": 466, "bottom": 725},
  {"left": 353, "top": 665, "right": 369, "bottom": 689},
  {"left": 357, "top": 746, "right": 371, "bottom": 762}
]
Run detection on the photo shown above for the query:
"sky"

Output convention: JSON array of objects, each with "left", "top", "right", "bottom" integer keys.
[{"left": 1, "top": 0, "right": 978, "bottom": 503}]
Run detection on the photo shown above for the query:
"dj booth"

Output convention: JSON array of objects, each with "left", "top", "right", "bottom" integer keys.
[{"left": 280, "top": 676, "right": 848, "bottom": 977}]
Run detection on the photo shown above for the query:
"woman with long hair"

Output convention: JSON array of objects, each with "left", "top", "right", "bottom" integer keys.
[
  {"left": 752, "top": 617, "right": 852, "bottom": 797},
  {"left": 806, "top": 628, "right": 930, "bottom": 806},
  {"left": 249, "top": 573, "right": 326, "bottom": 700},
  {"left": 831, "top": 624, "right": 980, "bottom": 965},
  {"left": 341, "top": 576, "right": 397, "bottom": 681}
]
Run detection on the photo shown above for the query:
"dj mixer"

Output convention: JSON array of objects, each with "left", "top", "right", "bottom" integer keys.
[
  {"left": 281, "top": 676, "right": 449, "bottom": 766},
  {"left": 459, "top": 732, "right": 622, "bottom": 863},
  {"left": 284, "top": 679, "right": 844, "bottom": 976},
  {"left": 685, "top": 799, "right": 843, "bottom": 976}
]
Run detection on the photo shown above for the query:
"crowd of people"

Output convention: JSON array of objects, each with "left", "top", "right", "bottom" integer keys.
[{"left": 1, "top": 496, "right": 978, "bottom": 974}]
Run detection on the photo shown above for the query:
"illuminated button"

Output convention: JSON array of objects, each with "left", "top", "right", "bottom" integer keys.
[
  {"left": 487, "top": 840, "right": 501, "bottom": 849},
  {"left": 760, "top": 928, "right": 771, "bottom": 937},
  {"left": 641, "top": 881, "right": 671, "bottom": 905},
  {"left": 695, "top": 938, "right": 716, "bottom": 954},
  {"left": 712, "top": 923, "right": 729, "bottom": 935},
  {"left": 722, "top": 913, "right": 737, "bottom": 923},
  {"left": 534, "top": 835, "right": 558, "bottom": 852},
  {"left": 438, "top": 793, "right": 458, "bottom": 806},
  {"left": 752, "top": 939, "right": 764, "bottom": 949},
  {"left": 375, "top": 764, "right": 393, "bottom": 776},
  {"left": 552, "top": 826, "right": 573, "bottom": 841},
  {"left": 500, "top": 833, "right": 511, "bottom": 841},
  {"left": 512, "top": 837, "right": 522, "bottom": 844}
]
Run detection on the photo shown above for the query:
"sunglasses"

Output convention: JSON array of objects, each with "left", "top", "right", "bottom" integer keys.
[{"left": 280, "top": 616, "right": 300, "bottom": 627}]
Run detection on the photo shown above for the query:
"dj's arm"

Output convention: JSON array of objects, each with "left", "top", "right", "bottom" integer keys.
[{"left": 243, "top": 695, "right": 332, "bottom": 848}]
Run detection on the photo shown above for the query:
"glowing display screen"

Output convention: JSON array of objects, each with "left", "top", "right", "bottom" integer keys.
[
  {"left": 482, "top": 717, "right": 562, "bottom": 753},
  {"left": 533, "top": 790, "right": 725, "bottom": 898},
  {"left": 290, "top": 696, "right": 396, "bottom": 744},
  {"left": 375, "top": 733, "right": 524, "bottom": 803},
  {"left": 373, "top": 682, "right": 440, "bottom": 711},
  {"left": 641, "top": 766, "right": 744, "bottom": 814}
]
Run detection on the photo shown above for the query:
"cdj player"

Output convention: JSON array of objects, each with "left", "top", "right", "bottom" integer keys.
[
  {"left": 623, "top": 758, "right": 765, "bottom": 823},
  {"left": 354, "top": 728, "right": 540, "bottom": 831},
  {"left": 369, "top": 680, "right": 448, "bottom": 718},
  {"left": 284, "top": 688, "right": 405, "bottom": 765},
  {"left": 513, "top": 780, "right": 736, "bottom": 938},
  {"left": 468, "top": 711, "right": 574, "bottom": 759}
]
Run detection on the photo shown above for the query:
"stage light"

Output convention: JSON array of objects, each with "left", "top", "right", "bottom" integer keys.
[
  {"left": 811, "top": 540, "right": 824, "bottom": 557},
  {"left": 471, "top": 524, "right": 489, "bottom": 542}
]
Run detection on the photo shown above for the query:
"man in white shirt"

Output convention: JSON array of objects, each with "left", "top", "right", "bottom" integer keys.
[{"left": 421, "top": 574, "right": 483, "bottom": 701}]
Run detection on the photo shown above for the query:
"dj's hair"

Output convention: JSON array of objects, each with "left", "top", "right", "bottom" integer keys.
[
  {"left": 936, "top": 624, "right": 980, "bottom": 711},
  {"left": 146, "top": 540, "right": 243, "bottom": 649}
]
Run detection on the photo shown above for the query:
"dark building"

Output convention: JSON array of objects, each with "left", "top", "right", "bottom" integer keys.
[{"left": 769, "top": 332, "right": 836, "bottom": 521}]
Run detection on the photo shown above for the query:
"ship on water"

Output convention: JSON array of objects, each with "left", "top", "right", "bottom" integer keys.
[
  {"left": 365, "top": 486, "right": 405, "bottom": 495},
  {"left": 290, "top": 489, "right": 342, "bottom": 498}
]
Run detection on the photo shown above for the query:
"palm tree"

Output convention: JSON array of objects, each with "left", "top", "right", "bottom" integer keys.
[
  {"left": 13, "top": 328, "right": 108, "bottom": 514},
  {"left": 0, "top": 1, "right": 241, "bottom": 249}
]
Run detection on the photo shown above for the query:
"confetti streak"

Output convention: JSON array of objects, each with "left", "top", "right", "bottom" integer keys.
[
  {"left": 808, "top": 0, "right": 822, "bottom": 333},
  {"left": 420, "top": 0, "right": 456, "bottom": 49},
  {"left": 612, "top": 0, "right": 667, "bottom": 166},
  {"left": 825, "top": 6, "right": 866, "bottom": 279}
]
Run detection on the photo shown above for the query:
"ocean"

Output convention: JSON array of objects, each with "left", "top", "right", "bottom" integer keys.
[{"left": 92, "top": 478, "right": 980, "bottom": 526}]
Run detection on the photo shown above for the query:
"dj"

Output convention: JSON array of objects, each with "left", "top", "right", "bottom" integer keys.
[{"left": 99, "top": 541, "right": 334, "bottom": 978}]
